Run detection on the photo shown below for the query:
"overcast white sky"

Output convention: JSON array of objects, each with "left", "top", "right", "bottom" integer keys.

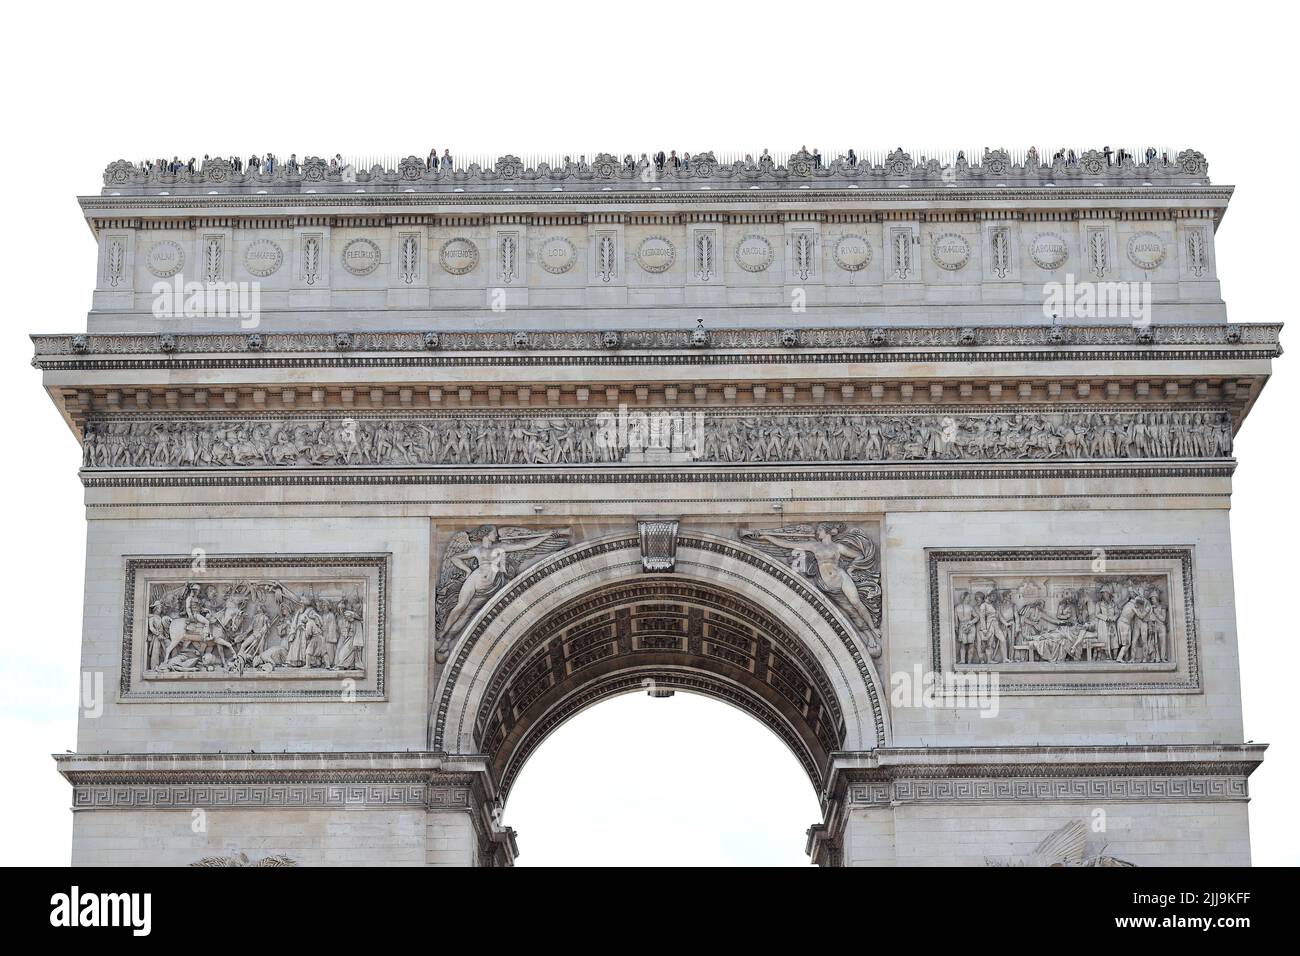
[{"left": 0, "top": 2, "right": 1294, "bottom": 867}]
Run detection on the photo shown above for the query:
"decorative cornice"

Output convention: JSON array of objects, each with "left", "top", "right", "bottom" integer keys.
[
  {"left": 823, "top": 744, "right": 1267, "bottom": 807},
  {"left": 32, "top": 324, "right": 1281, "bottom": 361},
  {"left": 78, "top": 462, "right": 1236, "bottom": 490}
]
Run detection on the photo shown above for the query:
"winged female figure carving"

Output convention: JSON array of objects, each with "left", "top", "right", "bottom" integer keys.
[
  {"left": 740, "top": 522, "right": 883, "bottom": 657},
  {"left": 434, "top": 525, "right": 571, "bottom": 663}
]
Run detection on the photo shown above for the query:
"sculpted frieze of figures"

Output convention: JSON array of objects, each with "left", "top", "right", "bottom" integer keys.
[
  {"left": 143, "top": 578, "right": 368, "bottom": 678},
  {"left": 82, "top": 410, "right": 1234, "bottom": 470},
  {"left": 951, "top": 572, "right": 1173, "bottom": 666}
]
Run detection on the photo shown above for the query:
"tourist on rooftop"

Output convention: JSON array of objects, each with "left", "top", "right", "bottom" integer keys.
[{"left": 441, "top": 149, "right": 452, "bottom": 170}]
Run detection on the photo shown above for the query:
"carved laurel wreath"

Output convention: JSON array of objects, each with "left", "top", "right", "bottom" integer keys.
[
  {"left": 146, "top": 240, "right": 185, "bottom": 278},
  {"left": 1030, "top": 232, "right": 1069, "bottom": 271},
  {"left": 1126, "top": 231, "right": 1167, "bottom": 270},
  {"left": 341, "top": 238, "right": 381, "bottom": 276},
  {"left": 243, "top": 239, "right": 284, "bottom": 277},
  {"left": 635, "top": 236, "right": 676, "bottom": 274},
  {"left": 537, "top": 236, "right": 577, "bottom": 275},
  {"left": 439, "top": 238, "right": 480, "bottom": 276},
  {"left": 833, "top": 234, "right": 872, "bottom": 272},
  {"left": 930, "top": 232, "right": 971, "bottom": 271},
  {"left": 734, "top": 234, "right": 774, "bottom": 273}
]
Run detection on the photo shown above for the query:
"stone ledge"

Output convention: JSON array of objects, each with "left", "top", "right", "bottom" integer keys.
[
  {"left": 827, "top": 743, "right": 1267, "bottom": 784},
  {"left": 54, "top": 750, "right": 484, "bottom": 779},
  {"left": 32, "top": 323, "right": 1282, "bottom": 359}
]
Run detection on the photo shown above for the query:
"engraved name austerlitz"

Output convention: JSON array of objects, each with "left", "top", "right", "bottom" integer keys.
[{"left": 82, "top": 409, "right": 1233, "bottom": 469}]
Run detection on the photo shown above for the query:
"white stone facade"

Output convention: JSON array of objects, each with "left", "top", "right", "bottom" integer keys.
[{"left": 36, "top": 149, "right": 1272, "bottom": 865}]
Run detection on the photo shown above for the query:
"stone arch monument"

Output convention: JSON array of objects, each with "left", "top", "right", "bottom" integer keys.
[{"left": 38, "top": 148, "right": 1271, "bottom": 865}]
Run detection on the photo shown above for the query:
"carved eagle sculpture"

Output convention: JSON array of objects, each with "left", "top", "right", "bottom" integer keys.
[
  {"left": 191, "top": 852, "right": 298, "bottom": 867},
  {"left": 986, "top": 820, "right": 1136, "bottom": 867}
]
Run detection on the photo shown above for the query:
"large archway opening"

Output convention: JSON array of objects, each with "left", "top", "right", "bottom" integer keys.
[
  {"left": 476, "top": 577, "right": 847, "bottom": 801},
  {"left": 431, "top": 532, "right": 888, "bottom": 864},
  {"left": 504, "top": 692, "right": 823, "bottom": 865}
]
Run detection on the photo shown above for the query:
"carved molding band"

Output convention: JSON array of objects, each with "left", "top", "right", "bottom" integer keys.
[
  {"left": 33, "top": 323, "right": 1280, "bottom": 358},
  {"left": 82, "top": 409, "right": 1234, "bottom": 470},
  {"left": 844, "top": 775, "right": 1251, "bottom": 807},
  {"left": 72, "top": 783, "right": 434, "bottom": 811}
]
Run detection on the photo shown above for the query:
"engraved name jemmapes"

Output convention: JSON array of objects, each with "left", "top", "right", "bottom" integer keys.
[
  {"left": 82, "top": 410, "right": 1233, "bottom": 469},
  {"left": 144, "top": 579, "right": 366, "bottom": 676},
  {"left": 952, "top": 574, "right": 1170, "bottom": 666}
]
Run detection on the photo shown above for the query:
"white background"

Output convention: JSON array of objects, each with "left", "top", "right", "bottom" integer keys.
[{"left": 0, "top": 2, "right": 1294, "bottom": 867}]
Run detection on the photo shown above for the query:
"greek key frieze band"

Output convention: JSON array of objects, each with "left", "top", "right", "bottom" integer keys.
[{"left": 844, "top": 775, "right": 1251, "bottom": 807}]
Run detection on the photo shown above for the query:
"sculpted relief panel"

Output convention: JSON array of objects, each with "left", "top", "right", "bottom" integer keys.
[
  {"left": 740, "top": 523, "right": 883, "bottom": 657},
  {"left": 121, "top": 554, "right": 387, "bottom": 700},
  {"left": 82, "top": 409, "right": 1234, "bottom": 470},
  {"left": 434, "top": 526, "right": 571, "bottom": 663},
  {"left": 145, "top": 579, "right": 367, "bottom": 675},
  {"left": 950, "top": 572, "right": 1172, "bottom": 666},
  {"left": 928, "top": 548, "right": 1200, "bottom": 694}
]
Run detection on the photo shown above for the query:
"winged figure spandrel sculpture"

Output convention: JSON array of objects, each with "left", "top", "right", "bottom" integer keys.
[
  {"left": 739, "top": 522, "right": 883, "bottom": 657},
  {"left": 434, "top": 525, "right": 571, "bottom": 663}
]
